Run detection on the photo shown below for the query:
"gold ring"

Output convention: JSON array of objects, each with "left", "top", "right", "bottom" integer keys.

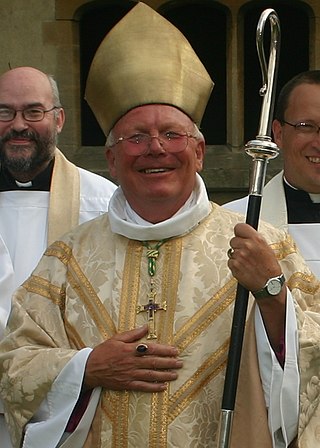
[
  {"left": 227, "top": 248, "right": 235, "bottom": 259},
  {"left": 136, "top": 343, "right": 148, "bottom": 354}
]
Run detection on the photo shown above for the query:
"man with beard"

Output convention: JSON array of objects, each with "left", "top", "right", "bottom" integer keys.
[{"left": 0, "top": 66, "right": 116, "bottom": 448}]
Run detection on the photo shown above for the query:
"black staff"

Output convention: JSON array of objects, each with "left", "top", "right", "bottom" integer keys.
[{"left": 217, "top": 9, "right": 281, "bottom": 448}]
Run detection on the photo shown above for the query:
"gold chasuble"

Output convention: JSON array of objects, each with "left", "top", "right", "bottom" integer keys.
[{"left": 1, "top": 204, "right": 320, "bottom": 447}]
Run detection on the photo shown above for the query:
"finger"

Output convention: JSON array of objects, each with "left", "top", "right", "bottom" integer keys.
[
  {"left": 133, "top": 342, "right": 179, "bottom": 358},
  {"left": 137, "top": 368, "right": 179, "bottom": 383},
  {"left": 137, "top": 356, "right": 183, "bottom": 371},
  {"left": 103, "top": 360, "right": 181, "bottom": 392},
  {"left": 114, "top": 325, "right": 149, "bottom": 343},
  {"left": 233, "top": 222, "right": 259, "bottom": 238},
  {"left": 127, "top": 380, "right": 168, "bottom": 393}
]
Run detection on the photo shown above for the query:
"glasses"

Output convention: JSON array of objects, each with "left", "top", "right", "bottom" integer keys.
[
  {"left": 109, "top": 131, "right": 196, "bottom": 156},
  {"left": 283, "top": 120, "right": 320, "bottom": 135},
  {"left": 0, "top": 106, "right": 60, "bottom": 122}
]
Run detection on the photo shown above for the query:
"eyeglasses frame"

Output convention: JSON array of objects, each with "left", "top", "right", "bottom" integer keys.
[
  {"left": 108, "top": 131, "right": 197, "bottom": 155},
  {"left": 282, "top": 119, "right": 320, "bottom": 134},
  {"left": 0, "top": 106, "right": 61, "bottom": 122}
]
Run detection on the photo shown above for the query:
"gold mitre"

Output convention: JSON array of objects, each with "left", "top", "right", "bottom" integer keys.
[{"left": 85, "top": 2, "right": 214, "bottom": 136}]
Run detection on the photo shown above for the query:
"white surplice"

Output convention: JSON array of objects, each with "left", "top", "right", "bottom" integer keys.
[
  {"left": 0, "top": 150, "right": 116, "bottom": 448},
  {"left": 223, "top": 170, "right": 320, "bottom": 278},
  {"left": 0, "top": 166, "right": 116, "bottom": 335}
]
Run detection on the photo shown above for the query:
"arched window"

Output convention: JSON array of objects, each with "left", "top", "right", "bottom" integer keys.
[
  {"left": 79, "top": 1, "right": 136, "bottom": 146},
  {"left": 162, "top": 1, "right": 227, "bottom": 144}
]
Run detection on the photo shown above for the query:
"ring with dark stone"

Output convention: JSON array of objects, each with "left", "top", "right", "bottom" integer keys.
[{"left": 136, "top": 343, "right": 148, "bottom": 354}]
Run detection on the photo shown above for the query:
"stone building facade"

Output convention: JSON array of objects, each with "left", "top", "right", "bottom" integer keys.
[{"left": 1, "top": 0, "right": 319, "bottom": 203}]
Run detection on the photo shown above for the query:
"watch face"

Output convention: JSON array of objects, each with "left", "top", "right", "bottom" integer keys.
[{"left": 267, "top": 279, "right": 282, "bottom": 295}]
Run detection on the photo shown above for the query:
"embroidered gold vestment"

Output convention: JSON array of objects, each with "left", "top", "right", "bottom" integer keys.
[{"left": 0, "top": 204, "right": 319, "bottom": 447}]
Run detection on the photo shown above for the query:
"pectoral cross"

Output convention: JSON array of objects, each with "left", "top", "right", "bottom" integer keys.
[
  {"left": 138, "top": 239, "right": 169, "bottom": 339},
  {"left": 136, "top": 286, "right": 167, "bottom": 339}
]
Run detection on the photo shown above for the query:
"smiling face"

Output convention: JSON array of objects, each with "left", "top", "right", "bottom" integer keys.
[
  {"left": 0, "top": 67, "right": 65, "bottom": 182},
  {"left": 106, "top": 104, "right": 205, "bottom": 223},
  {"left": 272, "top": 83, "right": 320, "bottom": 193}
]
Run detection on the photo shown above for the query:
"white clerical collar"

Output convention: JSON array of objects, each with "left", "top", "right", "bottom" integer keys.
[
  {"left": 309, "top": 193, "right": 320, "bottom": 203},
  {"left": 15, "top": 180, "right": 33, "bottom": 188},
  {"left": 108, "top": 173, "right": 211, "bottom": 240},
  {"left": 284, "top": 175, "right": 320, "bottom": 203}
]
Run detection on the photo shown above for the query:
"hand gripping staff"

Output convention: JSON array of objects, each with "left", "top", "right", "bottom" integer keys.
[{"left": 217, "top": 9, "right": 281, "bottom": 448}]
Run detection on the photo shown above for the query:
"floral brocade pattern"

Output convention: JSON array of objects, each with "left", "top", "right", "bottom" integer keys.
[{"left": 0, "top": 204, "right": 319, "bottom": 447}]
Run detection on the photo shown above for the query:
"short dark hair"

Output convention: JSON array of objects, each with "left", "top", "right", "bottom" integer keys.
[{"left": 274, "top": 70, "right": 320, "bottom": 122}]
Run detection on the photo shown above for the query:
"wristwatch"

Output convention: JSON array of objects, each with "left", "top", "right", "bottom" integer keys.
[{"left": 252, "top": 274, "right": 285, "bottom": 299}]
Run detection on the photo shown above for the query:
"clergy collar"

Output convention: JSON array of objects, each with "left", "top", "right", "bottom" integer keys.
[
  {"left": 0, "top": 159, "right": 54, "bottom": 191},
  {"left": 309, "top": 193, "right": 320, "bottom": 203},
  {"left": 283, "top": 177, "right": 320, "bottom": 223},
  {"left": 108, "top": 173, "right": 211, "bottom": 240},
  {"left": 283, "top": 175, "right": 320, "bottom": 204}
]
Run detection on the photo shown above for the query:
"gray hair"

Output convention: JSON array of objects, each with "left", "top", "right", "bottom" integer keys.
[{"left": 47, "top": 74, "right": 62, "bottom": 111}]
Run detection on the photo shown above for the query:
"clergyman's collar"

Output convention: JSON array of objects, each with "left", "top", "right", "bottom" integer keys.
[{"left": 0, "top": 159, "right": 54, "bottom": 191}]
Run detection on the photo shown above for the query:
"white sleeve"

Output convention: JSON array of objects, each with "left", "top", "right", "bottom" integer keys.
[
  {"left": 0, "top": 234, "right": 14, "bottom": 339},
  {"left": 22, "top": 348, "right": 101, "bottom": 448},
  {"left": 0, "top": 237, "right": 15, "bottom": 416},
  {"left": 255, "top": 289, "right": 299, "bottom": 447}
]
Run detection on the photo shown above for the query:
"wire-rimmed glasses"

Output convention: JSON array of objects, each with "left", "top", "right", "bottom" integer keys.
[
  {"left": 283, "top": 120, "right": 320, "bottom": 135},
  {"left": 109, "top": 131, "right": 196, "bottom": 156}
]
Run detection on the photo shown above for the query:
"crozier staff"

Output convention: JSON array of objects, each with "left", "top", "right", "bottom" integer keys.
[
  {"left": 218, "top": 9, "right": 281, "bottom": 447},
  {"left": 0, "top": 4, "right": 319, "bottom": 448}
]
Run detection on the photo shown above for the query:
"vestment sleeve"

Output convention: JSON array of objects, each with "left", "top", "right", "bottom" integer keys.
[
  {"left": 255, "top": 289, "right": 299, "bottom": 447},
  {"left": 23, "top": 348, "right": 101, "bottom": 447}
]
